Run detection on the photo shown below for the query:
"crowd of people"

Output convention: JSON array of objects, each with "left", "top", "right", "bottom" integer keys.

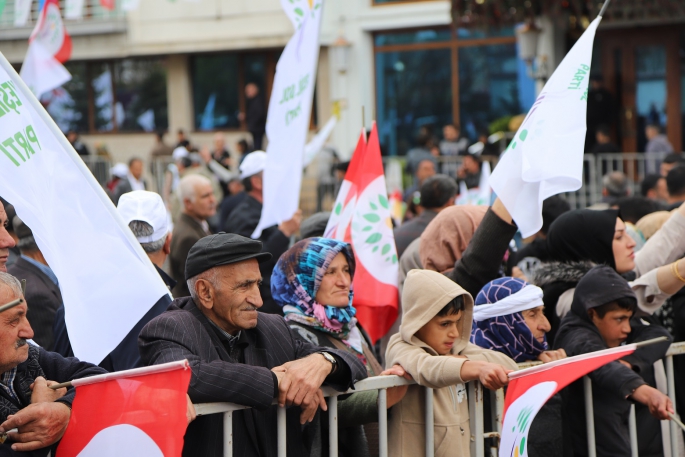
[{"left": 1, "top": 122, "right": 685, "bottom": 457}]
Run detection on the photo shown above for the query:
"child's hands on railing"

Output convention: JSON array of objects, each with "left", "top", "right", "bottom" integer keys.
[
  {"left": 380, "top": 365, "right": 412, "bottom": 408},
  {"left": 461, "top": 360, "right": 512, "bottom": 390}
]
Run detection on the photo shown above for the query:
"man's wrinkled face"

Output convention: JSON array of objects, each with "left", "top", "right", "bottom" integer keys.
[
  {"left": 209, "top": 260, "right": 263, "bottom": 335},
  {"left": 0, "top": 285, "right": 33, "bottom": 373},
  {"left": 186, "top": 183, "right": 216, "bottom": 220},
  {"left": 0, "top": 203, "right": 16, "bottom": 273}
]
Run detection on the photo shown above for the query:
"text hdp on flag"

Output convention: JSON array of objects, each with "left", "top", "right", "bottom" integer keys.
[
  {"left": 499, "top": 344, "right": 637, "bottom": 457},
  {"left": 56, "top": 361, "right": 191, "bottom": 457}
]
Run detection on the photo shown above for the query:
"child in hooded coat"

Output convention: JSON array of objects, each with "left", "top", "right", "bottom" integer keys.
[{"left": 385, "top": 270, "right": 517, "bottom": 457}]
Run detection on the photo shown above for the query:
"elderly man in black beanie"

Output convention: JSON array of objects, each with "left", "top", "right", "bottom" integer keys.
[{"left": 139, "top": 232, "right": 367, "bottom": 457}]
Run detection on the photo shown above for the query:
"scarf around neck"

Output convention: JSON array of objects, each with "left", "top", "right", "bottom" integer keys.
[{"left": 271, "top": 237, "right": 359, "bottom": 347}]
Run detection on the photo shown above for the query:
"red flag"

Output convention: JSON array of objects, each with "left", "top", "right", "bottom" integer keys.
[
  {"left": 29, "top": 0, "right": 72, "bottom": 63},
  {"left": 324, "top": 123, "right": 399, "bottom": 342},
  {"left": 56, "top": 360, "right": 191, "bottom": 457},
  {"left": 100, "top": 0, "right": 115, "bottom": 10},
  {"left": 499, "top": 344, "right": 638, "bottom": 457}
]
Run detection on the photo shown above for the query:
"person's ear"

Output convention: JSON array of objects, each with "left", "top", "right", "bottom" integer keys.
[
  {"left": 163, "top": 233, "right": 172, "bottom": 255},
  {"left": 195, "top": 279, "right": 214, "bottom": 310},
  {"left": 588, "top": 308, "right": 599, "bottom": 323}
]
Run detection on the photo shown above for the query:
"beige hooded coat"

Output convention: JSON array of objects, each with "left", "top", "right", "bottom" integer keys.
[{"left": 385, "top": 269, "right": 517, "bottom": 457}]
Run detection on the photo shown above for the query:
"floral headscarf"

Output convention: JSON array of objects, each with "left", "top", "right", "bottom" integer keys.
[
  {"left": 271, "top": 237, "right": 358, "bottom": 345},
  {"left": 470, "top": 277, "right": 549, "bottom": 362}
]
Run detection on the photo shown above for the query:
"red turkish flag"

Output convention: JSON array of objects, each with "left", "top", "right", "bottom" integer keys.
[{"left": 56, "top": 360, "right": 191, "bottom": 457}]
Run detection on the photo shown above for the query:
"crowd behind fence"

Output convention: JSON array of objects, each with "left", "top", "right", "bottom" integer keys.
[{"left": 191, "top": 342, "right": 685, "bottom": 457}]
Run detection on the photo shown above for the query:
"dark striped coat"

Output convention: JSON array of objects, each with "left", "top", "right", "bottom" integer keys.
[{"left": 139, "top": 297, "right": 367, "bottom": 457}]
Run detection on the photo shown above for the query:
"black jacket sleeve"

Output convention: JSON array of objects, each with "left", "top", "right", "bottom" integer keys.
[
  {"left": 446, "top": 208, "right": 518, "bottom": 298},
  {"left": 557, "top": 325, "right": 648, "bottom": 399},
  {"left": 622, "top": 317, "right": 673, "bottom": 375},
  {"left": 37, "top": 348, "right": 107, "bottom": 407}
]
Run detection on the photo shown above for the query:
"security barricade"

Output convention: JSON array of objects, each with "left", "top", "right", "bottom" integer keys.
[{"left": 193, "top": 341, "right": 685, "bottom": 457}]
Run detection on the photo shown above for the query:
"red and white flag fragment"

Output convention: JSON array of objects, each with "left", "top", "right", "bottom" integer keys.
[
  {"left": 324, "top": 123, "right": 399, "bottom": 343},
  {"left": 500, "top": 344, "right": 639, "bottom": 457},
  {"left": 56, "top": 360, "right": 191, "bottom": 457},
  {"left": 29, "top": 0, "right": 72, "bottom": 63}
]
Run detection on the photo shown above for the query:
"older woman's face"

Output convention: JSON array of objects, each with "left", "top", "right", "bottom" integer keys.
[
  {"left": 315, "top": 252, "right": 351, "bottom": 307},
  {"left": 521, "top": 306, "right": 550, "bottom": 343},
  {"left": 613, "top": 217, "right": 636, "bottom": 274}
]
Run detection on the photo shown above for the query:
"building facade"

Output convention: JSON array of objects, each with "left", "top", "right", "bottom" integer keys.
[{"left": 0, "top": 0, "right": 682, "bottom": 165}]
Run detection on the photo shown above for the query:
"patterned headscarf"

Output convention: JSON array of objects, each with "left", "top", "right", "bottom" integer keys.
[
  {"left": 271, "top": 238, "right": 358, "bottom": 342},
  {"left": 470, "top": 277, "right": 548, "bottom": 362}
]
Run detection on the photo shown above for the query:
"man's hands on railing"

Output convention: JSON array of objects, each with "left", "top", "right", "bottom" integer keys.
[
  {"left": 460, "top": 360, "right": 512, "bottom": 390},
  {"left": 272, "top": 353, "right": 332, "bottom": 424},
  {"left": 380, "top": 364, "right": 413, "bottom": 408},
  {"left": 630, "top": 384, "right": 674, "bottom": 420}
]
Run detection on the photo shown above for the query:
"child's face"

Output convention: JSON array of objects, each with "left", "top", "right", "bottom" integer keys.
[
  {"left": 589, "top": 308, "right": 632, "bottom": 348},
  {"left": 415, "top": 310, "right": 463, "bottom": 355}
]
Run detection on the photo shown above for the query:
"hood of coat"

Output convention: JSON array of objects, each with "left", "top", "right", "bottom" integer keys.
[
  {"left": 529, "top": 260, "right": 596, "bottom": 288},
  {"left": 570, "top": 265, "right": 637, "bottom": 323},
  {"left": 400, "top": 269, "right": 474, "bottom": 354}
]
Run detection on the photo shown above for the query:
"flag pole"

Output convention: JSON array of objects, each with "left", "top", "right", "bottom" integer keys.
[
  {"left": 598, "top": 0, "right": 612, "bottom": 17},
  {"left": 633, "top": 336, "right": 669, "bottom": 348},
  {"left": 669, "top": 412, "right": 685, "bottom": 431},
  {"left": 0, "top": 52, "right": 166, "bottom": 291},
  {"left": 0, "top": 298, "right": 23, "bottom": 313}
]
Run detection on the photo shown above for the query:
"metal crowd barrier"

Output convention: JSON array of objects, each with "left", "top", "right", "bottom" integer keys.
[{"left": 193, "top": 342, "right": 685, "bottom": 457}]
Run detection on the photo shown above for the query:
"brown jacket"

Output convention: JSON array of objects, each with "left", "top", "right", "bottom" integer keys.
[
  {"left": 169, "top": 213, "right": 210, "bottom": 297},
  {"left": 386, "top": 269, "right": 517, "bottom": 457}
]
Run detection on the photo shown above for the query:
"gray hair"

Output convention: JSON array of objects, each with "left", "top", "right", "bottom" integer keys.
[
  {"left": 188, "top": 267, "right": 220, "bottom": 303},
  {"left": 128, "top": 220, "right": 167, "bottom": 253},
  {"left": 179, "top": 174, "right": 212, "bottom": 203},
  {"left": 0, "top": 272, "right": 23, "bottom": 299},
  {"left": 603, "top": 171, "right": 629, "bottom": 198}
]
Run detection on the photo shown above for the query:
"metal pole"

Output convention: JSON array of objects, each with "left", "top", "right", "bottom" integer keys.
[
  {"left": 584, "top": 376, "right": 597, "bottom": 457},
  {"left": 223, "top": 411, "right": 233, "bottom": 457},
  {"left": 666, "top": 355, "right": 679, "bottom": 456},
  {"left": 599, "top": 0, "right": 612, "bottom": 17},
  {"left": 629, "top": 404, "right": 638, "bottom": 457},
  {"left": 328, "top": 395, "right": 339, "bottom": 457},
  {"left": 277, "top": 406, "right": 286, "bottom": 457},
  {"left": 469, "top": 381, "right": 485, "bottom": 457},
  {"left": 378, "top": 388, "right": 388, "bottom": 457},
  {"left": 425, "top": 387, "right": 434, "bottom": 457}
]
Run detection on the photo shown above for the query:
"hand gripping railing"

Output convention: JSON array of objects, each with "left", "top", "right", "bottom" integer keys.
[{"left": 193, "top": 341, "right": 685, "bottom": 457}]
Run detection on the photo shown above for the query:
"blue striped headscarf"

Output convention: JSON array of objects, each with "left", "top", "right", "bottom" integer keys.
[
  {"left": 470, "top": 277, "right": 548, "bottom": 362},
  {"left": 271, "top": 238, "right": 357, "bottom": 340}
]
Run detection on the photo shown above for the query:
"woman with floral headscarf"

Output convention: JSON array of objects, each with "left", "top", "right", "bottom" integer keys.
[{"left": 271, "top": 237, "right": 408, "bottom": 457}]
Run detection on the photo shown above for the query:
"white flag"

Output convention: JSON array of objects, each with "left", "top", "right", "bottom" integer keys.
[
  {"left": 20, "top": 41, "right": 71, "bottom": 98},
  {"left": 121, "top": 0, "right": 140, "bottom": 11},
  {"left": 64, "top": 0, "right": 85, "bottom": 19},
  {"left": 253, "top": 0, "right": 323, "bottom": 238},
  {"left": 489, "top": 17, "right": 601, "bottom": 237},
  {"left": 0, "top": 53, "right": 169, "bottom": 364},
  {"left": 14, "top": 0, "right": 32, "bottom": 26},
  {"left": 303, "top": 115, "right": 336, "bottom": 167}
]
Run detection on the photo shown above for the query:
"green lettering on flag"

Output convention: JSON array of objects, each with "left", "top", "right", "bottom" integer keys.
[{"left": 0, "top": 0, "right": 6, "bottom": 17}]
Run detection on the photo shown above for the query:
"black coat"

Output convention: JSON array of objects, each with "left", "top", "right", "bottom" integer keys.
[
  {"left": 139, "top": 297, "right": 368, "bottom": 457},
  {"left": 554, "top": 266, "right": 672, "bottom": 457},
  {"left": 224, "top": 195, "right": 290, "bottom": 314},
  {"left": 246, "top": 94, "right": 266, "bottom": 134},
  {"left": 8, "top": 257, "right": 63, "bottom": 351}
]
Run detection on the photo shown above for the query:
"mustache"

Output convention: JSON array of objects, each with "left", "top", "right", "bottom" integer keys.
[
  {"left": 15, "top": 339, "right": 27, "bottom": 349},
  {"left": 243, "top": 305, "right": 258, "bottom": 311}
]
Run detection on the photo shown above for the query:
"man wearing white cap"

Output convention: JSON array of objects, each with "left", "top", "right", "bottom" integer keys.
[
  {"left": 52, "top": 191, "right": 176, "bottom": 371},
  {"left": 225, "top": 151, "right": 302, "bottom": 314}
]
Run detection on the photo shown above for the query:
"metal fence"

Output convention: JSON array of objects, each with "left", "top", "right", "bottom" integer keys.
[{"left": 192, "top": 342, "right": 685, "bottom": 457}]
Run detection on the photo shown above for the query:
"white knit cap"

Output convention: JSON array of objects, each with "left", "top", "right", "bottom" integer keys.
[
  {"left": 110, "top": 163, "right": 129, "bottom": 179},
  {"left": 117, "top": 191, "right": 169, "bottom": 243},
  {"left": 239, "top": 151, "right": 267, "bottom": 179},
  {"left": 172, "top": 146, "right": 189, "bottom": 161}
]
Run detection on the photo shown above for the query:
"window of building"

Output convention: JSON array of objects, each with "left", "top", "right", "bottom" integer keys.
[
  {"left": 191, "top": 50, "right": 279, "bottom": 131},
  {"left": 41, "top": 57, "right": 168, "bottom": 134},
  {"left": 374, "top": 27, "right": 535, "bottom": 156}
]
